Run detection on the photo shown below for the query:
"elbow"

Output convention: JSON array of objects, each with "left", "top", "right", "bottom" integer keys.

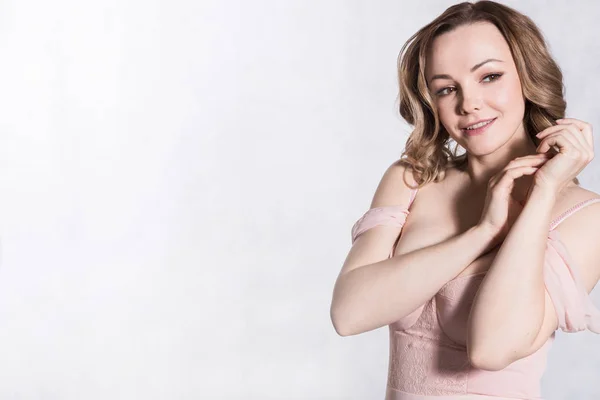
[
  {"left": 467, "top": 330, "right": 529, "bottom": 371},
  {"left": 330, "top": 305, "right": 354, "bottom": 337},
  {"left": 332, "top": 320, "right": 351, "bottom": 337},
  {"left": 468, "top": 347, "right": 510, "bottom": 371},
  {"left": 466, "top": 322, "right": 514, "bottom": 371},
  {"left": 330, "top": 298, "right": 367, "bottom": 336},
  {"left": 330, "top": 286, "right": 360, "bottom": 336}
]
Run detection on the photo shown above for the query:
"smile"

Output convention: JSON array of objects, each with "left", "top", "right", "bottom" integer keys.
[{"left": 462, "top": 118, "right": 497, "bottom": 136}]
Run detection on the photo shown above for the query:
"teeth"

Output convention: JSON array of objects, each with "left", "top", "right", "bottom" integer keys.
[{"left": 466, "top": 119, "right": 493, "bottom": 130}]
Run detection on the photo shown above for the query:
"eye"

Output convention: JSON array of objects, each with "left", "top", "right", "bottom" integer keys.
[
  {"left": 482, "top": 73, "right": 503, "bottom": 82},
  {"left": 435, "top": 73, "right": 503, "bottom": 97},
  {"left": 436, "top": 86, "right": 455, "bottom": 96}
]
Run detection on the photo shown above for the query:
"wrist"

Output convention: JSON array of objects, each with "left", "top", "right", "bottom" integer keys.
[
  {"left": 471, "top": 224, "right": 501, "bottom": 253},
  {"left": 530, "top": 184, "right": 559, "bottom": 202}
]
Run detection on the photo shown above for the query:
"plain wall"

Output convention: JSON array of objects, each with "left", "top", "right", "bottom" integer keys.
[{"left": 0, "top": 0, "right": 598, "bottom": 399}]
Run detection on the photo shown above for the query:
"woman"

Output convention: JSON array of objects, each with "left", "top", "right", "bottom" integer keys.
[{"left": 330, "top": 1, "right": 600, "bottom": 399}]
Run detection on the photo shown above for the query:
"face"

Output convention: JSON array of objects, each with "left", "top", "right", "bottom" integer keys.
[{"left": 425, "top": 22, "right": 527, "bottom": 156}]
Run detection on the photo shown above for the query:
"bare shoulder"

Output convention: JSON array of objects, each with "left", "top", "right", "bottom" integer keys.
[
  {"left": 551, "top": 184, "right": 600, "bottom": 293},
  {"left": 370, "top": 160, "right": 419, "bottom": 209},
  {"left": 553, "top": 183, "right": 600, "bottom": 227},
  {"left": 554, "top": 184, "right": 600, "bottom": 217}
]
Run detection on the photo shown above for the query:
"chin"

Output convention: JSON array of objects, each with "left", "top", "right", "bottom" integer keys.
[
  {"left": 459, "top": 127, "right": 517, "bottom": 157},
  {"left": 461, "top": 140, "right": 504, "bottom": 157},
  {"left": 472, "top": 147, "right": 502, "bottom": 157}
]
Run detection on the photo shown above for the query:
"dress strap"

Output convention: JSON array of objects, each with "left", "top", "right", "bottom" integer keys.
[
  {"left": 407, "top": 187, "right": 418, "bottom": 209},
  {"left": 351, "top": 188, "right": 419, "bottom": 245},
  {"left": 550, "top": 197, "right": 600, "bottom": 231}
]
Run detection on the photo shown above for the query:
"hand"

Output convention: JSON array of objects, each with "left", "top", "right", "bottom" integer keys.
[
  {"left": 477, "top": 154, "right": 550, "bottom": 247},
  {"left": 534, "top": 118, "right": 594, "bottom": 194}
]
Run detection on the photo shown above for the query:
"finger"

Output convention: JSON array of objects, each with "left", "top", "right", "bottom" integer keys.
[
  {"left": 561, "top": 119, "right": 588, "bottom": 153},
  {"left": 556, "top": 120, "right": 594, "bottom": 157},
  {"left": 537, "top": 132, "right": 579, "bottom": 156},
  {"left": 557, "top": 118, "right": 592, "bottom": 131},
  {"left": 490, "top": 163, "right": 541, "bottom": 188},
  {"left": 506, "top": 154, "right": 550, "bottom": 169},
  {"left": 557, "top": 118, "right": 594, "bottom": 148},
  {"left": 490, "top": 156, "right": 548, "bottom": 186},
  {"left": 495, "top": 165, "right": 540, "bottom": 189},
  {"left": 536, "top": 124, "right": 567, "bottom": 140}
]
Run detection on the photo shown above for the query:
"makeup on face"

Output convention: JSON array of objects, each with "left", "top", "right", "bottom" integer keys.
[{"left": 461, "top": 117, "right": 497, "bottom": 136}]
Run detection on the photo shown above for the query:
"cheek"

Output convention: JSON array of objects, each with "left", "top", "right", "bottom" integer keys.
[
  {"left": 489, "top": 77, "right": 524, "bottom": 112},
  {"left": 435, "top": 108, "right": 463, "bottom": 142},
  {"left": 435, "top": 99, "right": 456, "bottom": 122},
  {"left": 436, "top": 107, "right": 456, "bottom": 131}
]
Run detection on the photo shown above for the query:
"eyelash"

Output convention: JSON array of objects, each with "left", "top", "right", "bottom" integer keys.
[{"left": 435, "top": 73, "right": 503, "bottom": 96}]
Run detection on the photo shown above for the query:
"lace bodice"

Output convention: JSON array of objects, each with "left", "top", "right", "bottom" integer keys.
[{"left": 350, "top": 188, "right": 600, "bottom": 399}]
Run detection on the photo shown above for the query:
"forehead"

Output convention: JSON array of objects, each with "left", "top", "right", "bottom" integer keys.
[{"left": 425, "top": 22, "right": 512, "bottom": 77}]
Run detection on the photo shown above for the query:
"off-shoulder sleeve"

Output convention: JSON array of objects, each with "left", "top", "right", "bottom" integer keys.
[
  {"left": 350, "top": 205, "right": 423, "bottom": 329},
  {"left": 351, "top": 206, "right": 410, "bottom": 245},
  {"left": 543, "top": 229, "right": 600, "bottom": 333}
]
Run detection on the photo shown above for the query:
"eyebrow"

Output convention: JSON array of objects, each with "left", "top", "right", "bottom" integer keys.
[{"left": 428, "top": 58, "right": 504, "bottom": 84}]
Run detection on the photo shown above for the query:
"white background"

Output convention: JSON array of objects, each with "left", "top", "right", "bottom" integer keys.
[{"left": 0, "top": 0, "right": 598, "bottom": 399}]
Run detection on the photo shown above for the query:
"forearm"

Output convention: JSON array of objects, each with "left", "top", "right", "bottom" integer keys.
[
  {"left": 332, "top": 225, "right": 493, "bottom": 336},
  {"left": 468, "top": 186, "right": 557, "bottom": 367}
]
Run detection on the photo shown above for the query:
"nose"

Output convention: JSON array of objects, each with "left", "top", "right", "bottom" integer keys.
[{"left": 458, "top": 88, "right": 482, "bottom": 115}]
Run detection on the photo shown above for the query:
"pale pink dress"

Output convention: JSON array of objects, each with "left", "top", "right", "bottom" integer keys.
[{"left": 351, "top": 188, "right": 600, "bottom": 400}]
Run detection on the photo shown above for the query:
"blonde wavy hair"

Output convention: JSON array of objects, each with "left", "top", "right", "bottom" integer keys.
[{"left": 396, "top": 0, "right": 577, "bottom": 188}]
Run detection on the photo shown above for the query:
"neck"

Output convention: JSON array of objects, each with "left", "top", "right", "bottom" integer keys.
[{"left": 463, "top": 124, "right": 538, "bottom": 188}]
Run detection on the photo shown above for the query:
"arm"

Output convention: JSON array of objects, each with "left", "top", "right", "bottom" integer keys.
[
  {"left": 330, "top": 163, "right": 495, "bottom": 336},
  {"left": 468, "top": 186, "right": 600, "bottom": 370},
  {"left": 331, "top": 226, "right": 494, "bottom": 336},
  {"left": 467, "top": 186, "right": 554, "bottom": 369},
  {"left": 468, "top": 117, "right": 599, "bottom": 369}
]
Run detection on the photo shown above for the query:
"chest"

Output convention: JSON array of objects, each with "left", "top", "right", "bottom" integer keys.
[
  {"left": 391, "top": 186, "right": 498, "bottom": 279},
  {"left": 390, "top": 201, "right": 497, "bottom": 343}
]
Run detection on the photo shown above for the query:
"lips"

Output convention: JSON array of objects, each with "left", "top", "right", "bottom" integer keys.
[
  {"left": 461, "top": 117, "right": 497, "bottom": 136},
  {"left": 461, "top": 118, "right": 496, "bottom": 130}
]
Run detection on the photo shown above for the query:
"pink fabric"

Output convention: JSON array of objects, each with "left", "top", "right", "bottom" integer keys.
[
  {"left": 351, "top": 206, "right": 410, "bottom": 243},
  {"left": 544, "top": 229, "right": 600, "bottom": 333},
  {"left": 351, "top": 189, "right": 418, "bottom": 258},
  {"left": 350, "top": 191, "right": 600, "bottom": 399},
  {"left": 386, "top": 386, "right": 527, "bottom": 400}
]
